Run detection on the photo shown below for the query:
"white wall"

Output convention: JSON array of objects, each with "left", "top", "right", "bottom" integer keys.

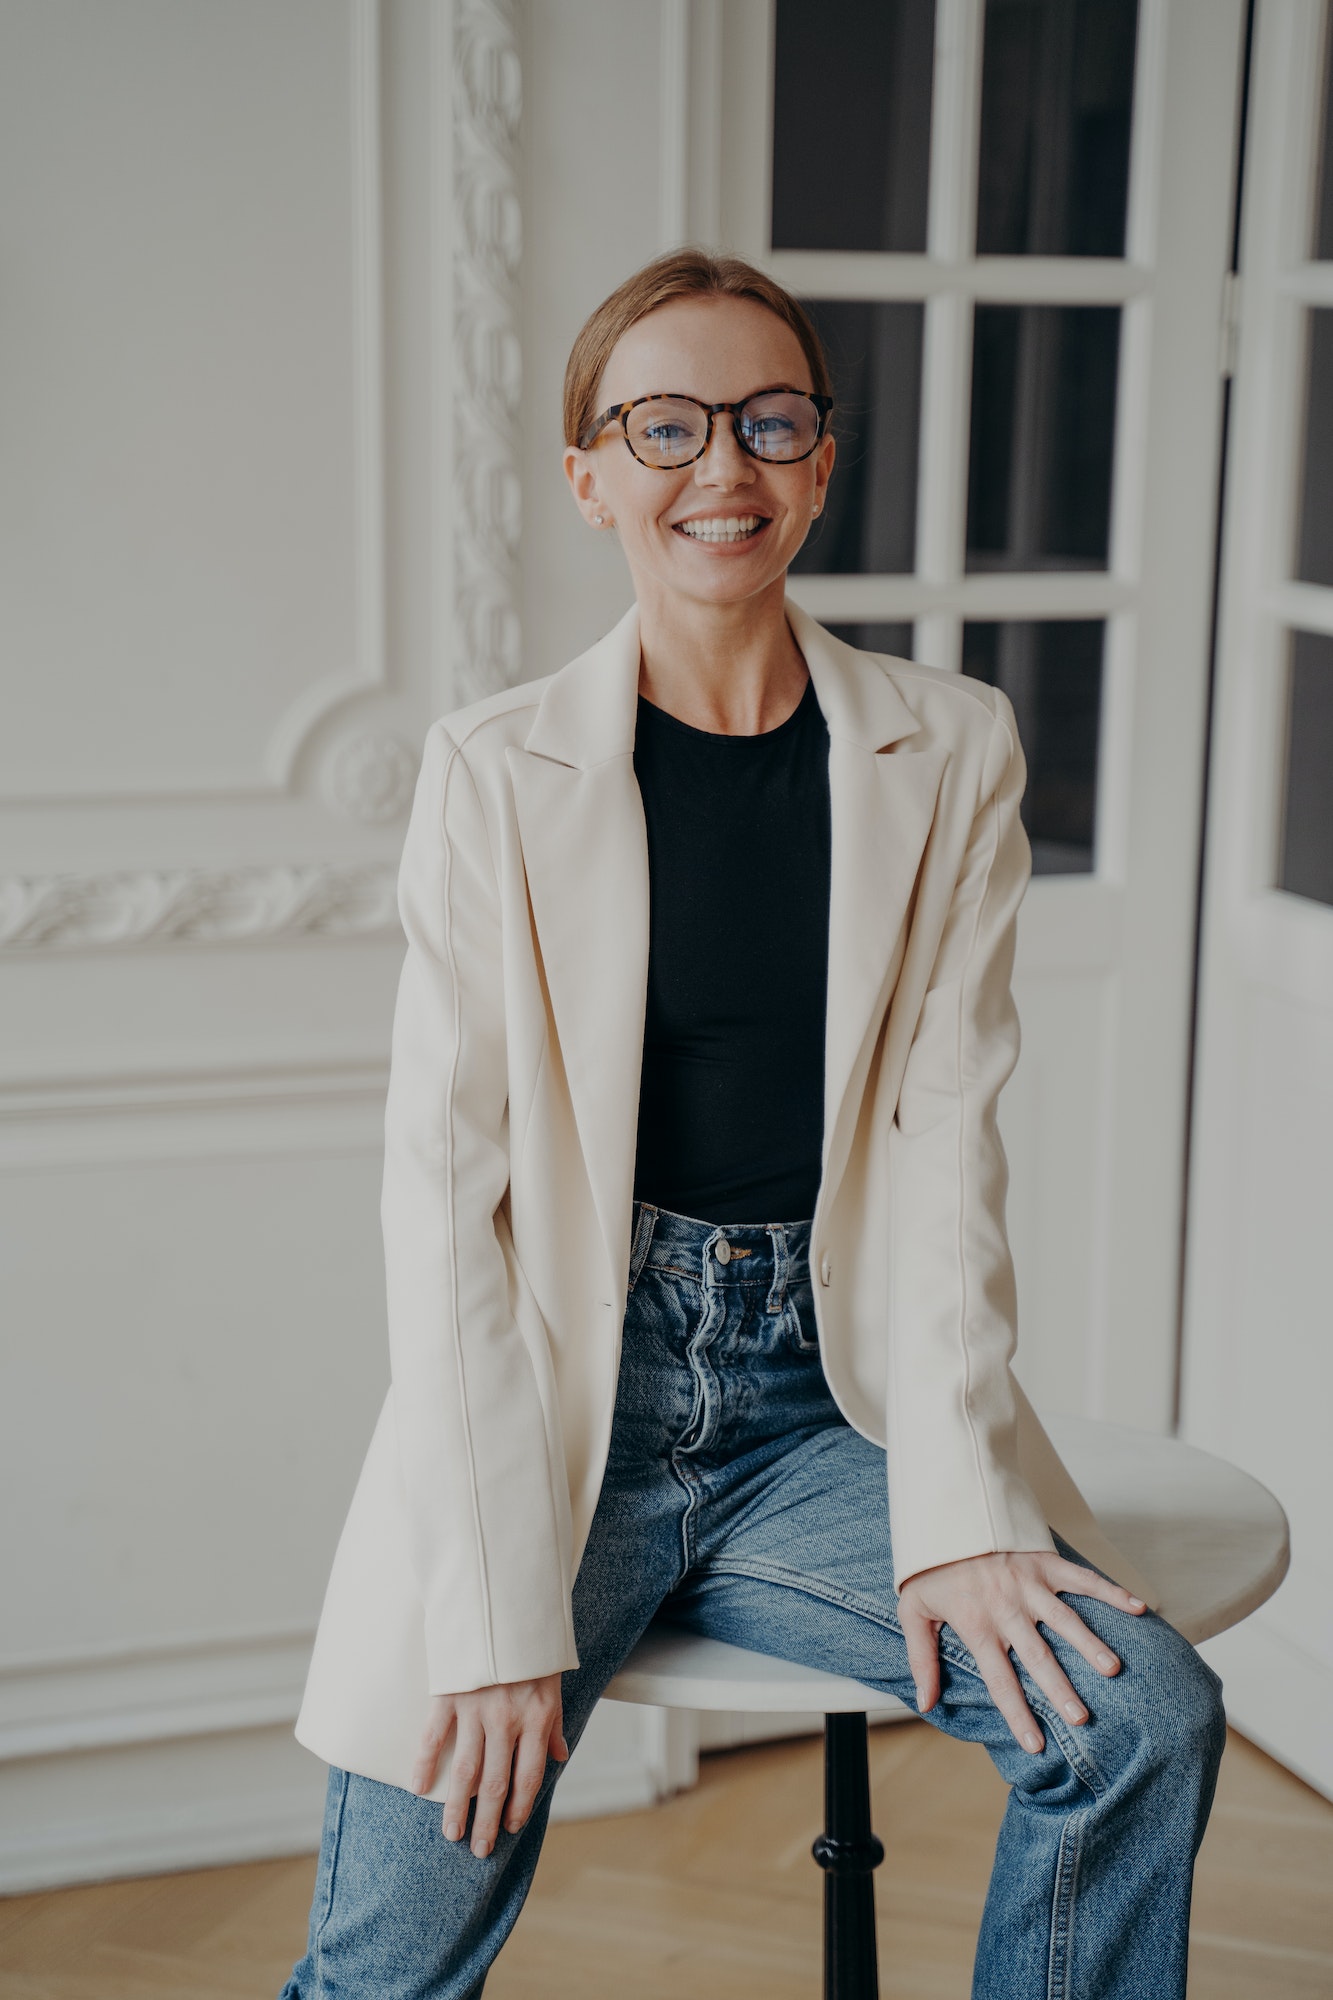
[{"left": 0, "top": 0, "right": 695, "bottom": 1893}]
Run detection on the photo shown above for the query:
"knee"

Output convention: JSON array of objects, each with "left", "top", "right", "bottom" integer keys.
[{"left": 1127, "top": 1622, "right": 1227, "bottom": 1780}]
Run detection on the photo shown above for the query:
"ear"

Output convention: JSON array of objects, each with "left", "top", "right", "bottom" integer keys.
[
  {"left": 812, "top": 431, "right": 836, "bottom": 514},
  {"left": 563, "top": 445, "right": 612, "bottom": 528}
]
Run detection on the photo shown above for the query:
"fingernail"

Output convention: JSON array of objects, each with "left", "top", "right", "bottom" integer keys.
[
  {"left": 1097, "top": 1651, "right": 1117, "bottom": 1672},
  {"left": 444, "top": 1820, "right": 460, "bottom": 1841},
  {"left": 915, "top": 1685, "right": 927, "bottom": 1709},
  {"left": 1024, "top": 1731, "right": 1042, "bottom": 1753},
  {"left": 1064, "top": 1701, "right": 1087, "bottom": 1722},
  {"left": 474, "top": 1838, "right": 491, "bottom": 1859},
  {"left": 1128, "top": 1596, "right": 1145, "bottom": 1609}
]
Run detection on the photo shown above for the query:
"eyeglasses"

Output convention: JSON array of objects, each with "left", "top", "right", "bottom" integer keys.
[{"left": 578, "top": 388, "right": 834, "bottom": 468}]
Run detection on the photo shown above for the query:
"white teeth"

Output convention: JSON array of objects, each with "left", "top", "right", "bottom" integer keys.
[{"left": 677, "top": 514, "right": 764, "bottom": 542}]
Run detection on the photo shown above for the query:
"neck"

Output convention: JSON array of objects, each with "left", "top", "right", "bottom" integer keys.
[{"left": 634, "top": 573, "right": 809, "bottom": 736}]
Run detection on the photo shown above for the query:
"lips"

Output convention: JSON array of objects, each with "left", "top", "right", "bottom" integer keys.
[{"left": 673, "top": 513, "right": 769, "bottom": 544}]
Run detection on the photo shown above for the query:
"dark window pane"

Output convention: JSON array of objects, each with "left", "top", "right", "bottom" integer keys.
[
  {"left": 966, "top": 304, "right": 1120, "bottom": 571},
  {"left": 1315, "top": 20, "right": 1333, "bottom": 259},
  {"left": 792, "top": 300, "right": 923, "bottom": 576},
  {"left": 1296, "top": 311, "right": 1333, "bottom": 586},
  {"left": 1279, "top": 630, "right": 1333, "bottom": 906},
  {"left": 963, "top": 620, "right": 1104, "bottom": 873},
  {"left": 824, "top": 622, "right": 915, "bottom": 657},
  {"left": 772, "top": 0, "right": 935, "bottom": 252},
  {"left": 977, "top": 0, "right": 1138, "bottom": 255}
]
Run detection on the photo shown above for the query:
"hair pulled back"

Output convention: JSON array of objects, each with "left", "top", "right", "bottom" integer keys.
[{"left": 562, "top": 248, "right": 833, "bottom": 449}]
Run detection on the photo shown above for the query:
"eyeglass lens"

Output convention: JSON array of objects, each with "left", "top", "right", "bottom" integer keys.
[{"left": 625, "top": 393, "right": 822, "bottom": 466}]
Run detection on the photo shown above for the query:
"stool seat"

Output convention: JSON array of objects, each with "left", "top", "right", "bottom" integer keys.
[{"left": 607, "top": 1626, "right": 893, "bottom": 1712}]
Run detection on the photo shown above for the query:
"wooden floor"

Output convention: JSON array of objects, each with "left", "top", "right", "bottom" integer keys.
[{"left": 0, "top": 1726, "right": 1329, "bottom": 1999}]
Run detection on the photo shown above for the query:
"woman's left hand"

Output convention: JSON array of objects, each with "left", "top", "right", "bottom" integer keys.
[{"left": 897, "top": 1551, "right": 1146, "bottom": 1754}]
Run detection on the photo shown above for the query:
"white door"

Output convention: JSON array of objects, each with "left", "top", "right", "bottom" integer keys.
[
  {"left": 1181, "top": 0, "right": 1333, "bottom": 1801},
  {"left": 698, "top": 0, "right": 1246, "bottom": 1434}
]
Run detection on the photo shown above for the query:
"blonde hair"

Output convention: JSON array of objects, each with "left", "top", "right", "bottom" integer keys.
[{"left": 562, "top": 248, "right": 834, "bottom": 449}]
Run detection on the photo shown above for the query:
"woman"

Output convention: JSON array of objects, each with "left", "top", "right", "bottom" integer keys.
[{"left": 284, "top": 251, "right": 1225, "bottom": 1999}]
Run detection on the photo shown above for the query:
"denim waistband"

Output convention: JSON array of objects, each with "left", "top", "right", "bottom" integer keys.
[{"left": 629, "top": 1200, "right": 813, "bottom": 1311}]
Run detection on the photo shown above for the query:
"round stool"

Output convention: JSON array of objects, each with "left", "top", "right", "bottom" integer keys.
[{"left": 604, "top": 1416, "right": 1289, "bottom": 2000}]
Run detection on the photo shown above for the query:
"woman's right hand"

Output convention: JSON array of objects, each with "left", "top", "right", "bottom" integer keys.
[{"left": 410, "top": 1673, "right": 569, "bottom": 1857}]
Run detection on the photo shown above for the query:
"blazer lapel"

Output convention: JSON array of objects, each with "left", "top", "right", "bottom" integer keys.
[
  {"left": 508, "top": 608, "right": 650, "bottom": 1294},
  {"left": 508, "top": 599, "right": 947, "bottom": 1289},
  {"left": 789, "top": 606, "right": 948, "bottom": 1213}
]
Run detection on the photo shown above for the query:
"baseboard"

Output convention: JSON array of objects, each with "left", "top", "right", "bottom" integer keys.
[
  {"left": 0, "top": 1724, "right": 329, "bottom": 1894},
  {"left": 1200, "top": 1615, "right": 1333, "bottom": 1800},
  {"left": 0, "top": 1630, "right": 316, "bottom": 1761}
]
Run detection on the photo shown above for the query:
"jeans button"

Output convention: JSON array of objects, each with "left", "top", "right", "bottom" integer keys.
[{"left": 714, "top": 1238, "right": 732, "bottom": 1265}]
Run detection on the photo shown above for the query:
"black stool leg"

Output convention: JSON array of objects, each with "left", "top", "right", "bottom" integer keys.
[{"left": 812, "top": 1711, "right": 884, "bottom": 2000}]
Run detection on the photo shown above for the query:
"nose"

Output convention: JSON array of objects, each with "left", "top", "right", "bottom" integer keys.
[{"left": 695, "top": 412, "right": 755, "bottom": 487}]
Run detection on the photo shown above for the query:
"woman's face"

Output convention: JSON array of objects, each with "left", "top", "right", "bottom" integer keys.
[{"left": 564, "top": 294, "right": 836, "bottom": 615}]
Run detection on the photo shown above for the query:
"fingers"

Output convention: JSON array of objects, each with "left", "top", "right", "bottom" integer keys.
[
  {"left": 1049, "top": 1561, "right": 1145, "bottom": 1620},
  {"left": 1005, "top": 1620, "right": 1087, "bottom": 1732},
  {"left": 972, "top": 1636, "right": 1046, "bottom": 1753},
  {"left": 897, "top": 1595, "right": 942, "bottom": 1714},
  {"left": 410, "top": 1698, "right": 455, "bottom": 1798},
  {"left": 992, "top": 1562, "right": 1145, "bottom": 1745},
  {"left": 1034, "top": 1589, "right": 1124, "bottom": 1678},
  {"left": 469, "top": 1718, "right": 519, "bottom": 1858},
  {"left": 504, "top": 1717, "right": 554, "bottom": 1836},
  {"left": 441, "top": 1713, "right": 485, "bottom": 1846}
]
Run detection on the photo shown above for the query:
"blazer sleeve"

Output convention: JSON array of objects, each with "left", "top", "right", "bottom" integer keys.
[
  {"left": 381, "top": 722, "right": 579, "bottom": 1695},
  {"left": 885, "top": 686, "right": 1057, "bottom": 1589}
]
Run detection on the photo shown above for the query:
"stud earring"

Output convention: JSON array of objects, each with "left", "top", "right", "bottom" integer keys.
[{"left": 594, "top": 514, "right": 605, "bottom": 525}]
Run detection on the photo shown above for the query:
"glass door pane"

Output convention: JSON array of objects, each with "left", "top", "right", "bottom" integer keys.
[
  {"left": 1280, "top": 631, "right": 1333, "bottom": 907},
  {"left": 771, "top": 0, "right": 935, "bottom": 252},
  {"left": 1294, "top": 310, "right": 1333, "bottom": 585},
  {"left": 966, "top": 304, "right": 1121, "bottom": 570},
  {"left": 963, "top": 619, "right": 1105, "bottom": 872},
  {"left": 976, "top": 0, "right": 1140, "bottom": 255}
]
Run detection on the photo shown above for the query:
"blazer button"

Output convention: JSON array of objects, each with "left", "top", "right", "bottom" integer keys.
[{"left": 819, "top": 1252, "right": 833, "bottom": 1287}]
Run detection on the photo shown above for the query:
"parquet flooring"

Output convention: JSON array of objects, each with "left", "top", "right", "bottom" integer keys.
[{"left": 0, "top": 1726, "right": 1328, "bottom": 1998}]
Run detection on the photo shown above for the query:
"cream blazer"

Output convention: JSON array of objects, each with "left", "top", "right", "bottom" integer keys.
[{"left": 295, "top": 599, "right": 1147, "bottom": 1797}]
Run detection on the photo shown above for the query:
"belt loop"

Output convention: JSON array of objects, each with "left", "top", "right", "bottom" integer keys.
[
  {"left": 765, "top": 1223, "right": 789, "bottom": 1313},
  {"left": 627, "top": 1202, "right": 657, "bottom": 1292}
]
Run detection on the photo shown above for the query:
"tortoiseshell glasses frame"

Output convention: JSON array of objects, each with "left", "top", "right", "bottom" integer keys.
[{"left": 577, "top": 388, "right": 835, "bottom": 467}]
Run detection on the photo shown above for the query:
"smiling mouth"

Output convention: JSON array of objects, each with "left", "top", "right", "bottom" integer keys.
[{"left": 673, "top": 514, "right": 769, "bottom": 544}]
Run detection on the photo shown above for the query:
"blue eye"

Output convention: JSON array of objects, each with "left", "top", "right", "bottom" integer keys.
[{"left": 742, "top": 415, "right": 799, "bottom": 453}]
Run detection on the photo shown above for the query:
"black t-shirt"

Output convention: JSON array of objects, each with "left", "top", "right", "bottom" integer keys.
[{"left": 631, "top": 673, "right": 832, "bottom": 1224}]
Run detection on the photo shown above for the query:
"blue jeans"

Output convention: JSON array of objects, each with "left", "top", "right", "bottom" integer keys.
[{"left": 281, "top": 1203, "right": 1225, "bottom": 1999}]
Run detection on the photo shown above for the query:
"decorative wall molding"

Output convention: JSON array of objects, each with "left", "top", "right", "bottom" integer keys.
[
  {"left": 452, "top": 0, "right": 523, "bottom": 703},
  {"left": 0, "top": 1629, "right": 316, "bottom": 1764},
  {"left": 324, "top": 730, "right": 417, "bottom": 823},
  {"left": 0, "top": 863, "right": 400, "bottom": 954},
  {"left": 0, "top": 1058, "right": 391, "bottom": 1168}
]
